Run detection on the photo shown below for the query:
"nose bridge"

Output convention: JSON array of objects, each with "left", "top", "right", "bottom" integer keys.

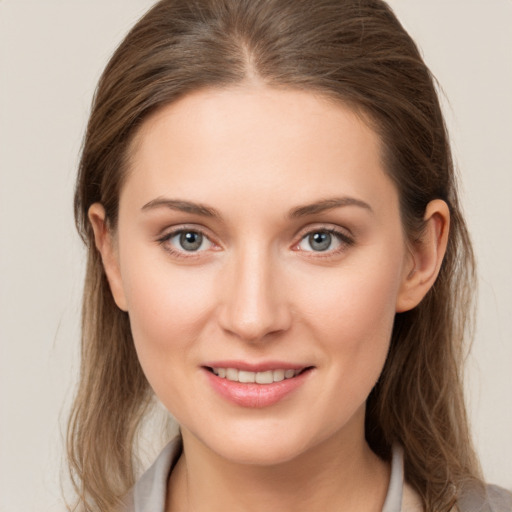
[{"left": 218, "top": 241, "right": 290, "bottom": 341}]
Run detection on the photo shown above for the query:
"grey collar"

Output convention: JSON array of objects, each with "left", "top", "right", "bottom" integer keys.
[{"left": 130, "top": 439, "right": 405, "bottom": 512}]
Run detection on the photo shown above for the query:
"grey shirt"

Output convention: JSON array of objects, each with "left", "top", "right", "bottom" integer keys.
[{"left": 123, "top": 438, "right": 511, "bottom": 512}]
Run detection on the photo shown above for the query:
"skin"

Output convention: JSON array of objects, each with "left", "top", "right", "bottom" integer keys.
[{"left": 90, "top": 85, "right": 449, "bottom": 512}]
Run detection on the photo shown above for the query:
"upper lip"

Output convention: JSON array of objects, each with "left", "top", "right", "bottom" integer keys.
[{"left": 202, "top": 360, "right": 311, "bottom": 372}]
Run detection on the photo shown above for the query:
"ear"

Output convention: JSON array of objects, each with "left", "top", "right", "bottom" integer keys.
[
  {"left": 396, "top": 199, "right": 450, "bottom": 313},
  {"left": 88, "top": 203, "right": 128, "bottom": 312}
]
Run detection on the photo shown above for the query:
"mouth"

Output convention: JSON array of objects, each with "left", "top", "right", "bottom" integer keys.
[
  {"left": 205, "top": 366, "right": 310, "bottom": 384},
  {"left": 203, "top": 364, "right": 314, "bottom": 408}
]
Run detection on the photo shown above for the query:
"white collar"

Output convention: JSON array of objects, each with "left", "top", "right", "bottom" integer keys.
[{"left": 130, "top": 439, "right": 408, "bottom": 512}]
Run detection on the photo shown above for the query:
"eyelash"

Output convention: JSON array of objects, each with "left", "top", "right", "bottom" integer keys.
[
  {"left": 156, "top": 226, "right": 354, "bottom": 259},
  {"left": 157, "top": 226, "right": 217, "bottom": 259},
  {"left": 294, "top": 228, "right": 354, "bottom": 257}
]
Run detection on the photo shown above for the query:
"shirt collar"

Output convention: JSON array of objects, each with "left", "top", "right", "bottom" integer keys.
[{"left": 131, "top": 439, "right": 405, "bottom": 512}]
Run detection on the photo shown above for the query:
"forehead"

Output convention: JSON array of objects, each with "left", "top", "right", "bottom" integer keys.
[{"left": 122, "top": 85, "right": 397, "bottom": 218}]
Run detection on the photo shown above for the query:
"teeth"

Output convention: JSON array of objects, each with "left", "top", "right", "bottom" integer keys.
[
  {"left": 226, "top": 368, "right": 238, "bottom": 381},
  {"left": 255, "top": 370, "right": 273, "bottom": 384},
  {"left": 272, "top": 369, "right": 285, "bottom": 382},
  {"left": 212, "top": 367, "right": 301, "bottom": 384},
  {"left": 238, "top": 370, "right": 256, "bottom": 383}
]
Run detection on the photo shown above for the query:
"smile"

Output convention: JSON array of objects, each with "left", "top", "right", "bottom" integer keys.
[
  {"left": 210, "top": 367, "right": 302, "bottom": 384},
  {"left": 204, "top": 365, "right": 313, "bottom": 408}
]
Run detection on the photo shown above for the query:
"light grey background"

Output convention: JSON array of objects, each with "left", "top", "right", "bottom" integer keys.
[{"left": 0, "top": 1, "right": 511, "bottom": 510}]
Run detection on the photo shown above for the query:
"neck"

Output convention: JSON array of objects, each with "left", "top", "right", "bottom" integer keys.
[{"left": 166, "top": 413, "right": 390, "bottom": 512}]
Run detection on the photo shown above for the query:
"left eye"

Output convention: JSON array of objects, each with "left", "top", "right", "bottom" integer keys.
[
  {"left": 297, "top": 231, "right": 343, "bottom": 252},
  {"left": 167, "top": 230, "right": 213, "bottom": 252}
]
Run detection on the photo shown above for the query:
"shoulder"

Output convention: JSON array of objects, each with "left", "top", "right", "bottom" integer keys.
[
  {"left": 120, "top": 437, "right": 183, "bottom": 512},
  {"left": 402, "top": 482, "right": 512, "bottom": 512},
  {"left": 457, "top": 484, "right": 512, "bottom": 512},
  {"left": 476, "top": 484, "right": 512, "bottom": 512}
]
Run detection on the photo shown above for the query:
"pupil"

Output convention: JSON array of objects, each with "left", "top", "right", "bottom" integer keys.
[
  {"left": 310, "top": 232, "right": 331, "bottom": 251},
  {"left": 180, "top": 231, "right": 202, "bottom": 251}
]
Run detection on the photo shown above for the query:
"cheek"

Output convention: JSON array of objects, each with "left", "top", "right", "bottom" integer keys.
[
  {"left": 293, "top": 252, "right": 403, "bottom": 388},
  {"left": 298, "top": 257, "right": 401, "bottom": 338},
  {"left": 118, "top": 247, "right": 216, "bottom": 365}
]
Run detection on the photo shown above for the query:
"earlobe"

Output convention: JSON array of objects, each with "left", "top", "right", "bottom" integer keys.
[
  {"left": 88, "top": 203, "right": 128, "bottom": 312},
  {"left": 396, "top": 199, "right": 450, "bottom": 313}
]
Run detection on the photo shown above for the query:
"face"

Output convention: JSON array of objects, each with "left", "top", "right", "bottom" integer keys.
[{"left": 99, "top": 86, "right": 416, "bottom": 465}]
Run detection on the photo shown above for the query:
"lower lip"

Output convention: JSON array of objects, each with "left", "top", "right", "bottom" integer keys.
[{"left": 204, "top": 368, "right": 312, "bottom": 408}]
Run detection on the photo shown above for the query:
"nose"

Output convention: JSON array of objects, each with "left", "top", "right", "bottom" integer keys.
[{"left": 217, "top": 245, "right": 292, "bottom": 342}]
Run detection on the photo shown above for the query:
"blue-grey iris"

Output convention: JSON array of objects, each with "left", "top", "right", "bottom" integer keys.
[
  {"left": 309, "top": 232, "right": 331, "bottom": 251},
  {"left": 180, "top": 231, "right": 203, "bottom": 251}
]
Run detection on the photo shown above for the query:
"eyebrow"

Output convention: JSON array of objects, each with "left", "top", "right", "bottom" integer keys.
[
  {"left": 289, "top": 197, "right": 373, "bottom": 217},
  {"left": 141, "top": 197, "right": 219, "bottom": 217},
  {"left": 141, "top": 195, "right": 372, "bottom": 218}
]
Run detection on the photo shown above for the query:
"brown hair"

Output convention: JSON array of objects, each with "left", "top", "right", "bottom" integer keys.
[{"left": 69, "top": 0, "right": 481, "bottom": 510}]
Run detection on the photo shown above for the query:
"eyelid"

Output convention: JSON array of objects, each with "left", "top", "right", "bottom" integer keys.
[
  {"left": 292, "top": 224, "right": 355, "bottom": 255},
  {"left": 156, "top": 224, "right": 220, "bottom": 258},
  {"left": 155, "top": 223, "right": 354, "bottom": 259}
]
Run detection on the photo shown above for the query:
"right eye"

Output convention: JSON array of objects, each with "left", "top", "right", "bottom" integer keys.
[{"left": 160, "top": 229, "right": 214, "bottom": 255}]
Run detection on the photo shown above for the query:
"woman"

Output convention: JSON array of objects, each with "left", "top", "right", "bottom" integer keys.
[{"left": 67, "top": 0, "right": 512, "bottom": 511}]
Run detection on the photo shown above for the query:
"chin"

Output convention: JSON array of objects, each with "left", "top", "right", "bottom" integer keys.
[
  {"left": 188, "top": 419, "right": 335, "bottom": 467},
  {"left": 214, "top": 438, "right": 310, "bottom": 466}
]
